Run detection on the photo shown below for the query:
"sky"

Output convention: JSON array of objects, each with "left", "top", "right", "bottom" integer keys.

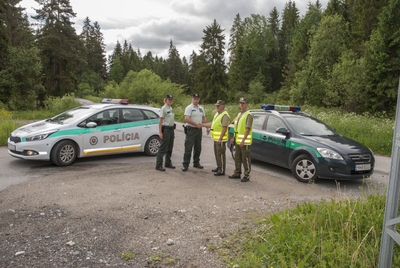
[{"left": 19, "top": 0, "right": 329, "bottom": 60}]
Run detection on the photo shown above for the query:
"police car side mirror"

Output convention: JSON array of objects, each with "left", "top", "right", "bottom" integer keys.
[
  {"left": 276, "top": 127, "right": 290, "bottom": 136},
  {"left": 86, "top": 122, "right": 97, "bottom": 128}
]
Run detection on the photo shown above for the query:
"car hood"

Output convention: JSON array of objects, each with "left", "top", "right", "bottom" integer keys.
[
  {"left": 303, "top": 135, "right": 372, "bottom": 154},
  {"left": 11, "top": 120, "right": 62, "bottom": 137}
]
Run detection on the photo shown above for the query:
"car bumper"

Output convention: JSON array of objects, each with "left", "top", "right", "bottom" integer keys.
[
  {"left": 315, "top": 157, "right": 374, "bottom": 180},
  {"left": 7, "top": 139, "right": 52, "bottom": 161}
]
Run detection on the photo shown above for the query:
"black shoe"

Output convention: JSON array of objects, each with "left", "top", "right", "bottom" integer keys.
[
  {"left": 214, "top": 172, "right": 225, "bottom": 176},
  {"left": 193, "top": 164, "right": 203, "bottom": 169},
  {"left": 241, "top": 177, "right": 250, "bottom": 182},
  {"left": 182, "top": 166, "right": 188, "bottom": 171},
  {"left": 156, "top": 167, "right": 166, "bottom": 171},
  {"left": 211, "top": 168, "right": 218, "bottom": 172},
  {"left": 229, "top": 174, "right": 240, "bottom": 179},
  {"left": 165, "top": 164, "right": 176, "bottom": 169}
]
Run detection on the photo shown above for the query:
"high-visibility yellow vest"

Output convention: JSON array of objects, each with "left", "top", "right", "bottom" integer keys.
[
  {"left": 234, "top": 111, "right": 252, "bottom": 145},
  {"left": 211, "top": 111, "right": 229, "bottom": 141}
]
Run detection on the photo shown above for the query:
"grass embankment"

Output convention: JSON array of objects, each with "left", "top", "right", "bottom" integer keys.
[{"left": 219, "top": 194, "right": 400, "bottom": 267}]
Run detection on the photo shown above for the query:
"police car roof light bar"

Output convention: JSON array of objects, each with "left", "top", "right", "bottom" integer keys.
[
  {"left": 101, "top": 98, "right": 129, "bottom": 104},
  {"left": 261, "top": 104, "right": 301, "bottom": 112}
]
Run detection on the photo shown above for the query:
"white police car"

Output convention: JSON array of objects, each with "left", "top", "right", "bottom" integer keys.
[{"left": 7, "top": 99, "right": 161, "bottom": 166}]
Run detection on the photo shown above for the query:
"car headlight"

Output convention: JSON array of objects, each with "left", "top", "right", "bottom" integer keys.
[
  {"left": 25, "top": 132, "right": 54, "bottom": 141},
  {"left": 317, "top": 148, "right": 344, "bottom": 160}
]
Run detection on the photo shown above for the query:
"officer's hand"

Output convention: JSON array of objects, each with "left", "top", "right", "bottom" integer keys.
[
  {"left": 196, "top": 123, "right": 202, "bottom": 129},
  {"left": 240, "top": 141, "right": 244, "bottom": 147},
  {"left": 159, "top": 133, "right": 163, "bottom": 139}
]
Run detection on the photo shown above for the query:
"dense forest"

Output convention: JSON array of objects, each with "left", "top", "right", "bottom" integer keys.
[{"left": 1, "top": 0, "right": 400, "bottom": 115}]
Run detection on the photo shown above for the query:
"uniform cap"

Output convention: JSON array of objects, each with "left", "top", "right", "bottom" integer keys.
[
  {"left": 166, "top": 94, "right": 173, "bottom": 99},
  {"left": 214, "top": 100, "right": 225, "bottom": 106},
  {"left": 239, "top": 97, "right": 248, "bottom": 103},
  {"left": 192, "top": 93, "right": 200, "bottom": 98}
]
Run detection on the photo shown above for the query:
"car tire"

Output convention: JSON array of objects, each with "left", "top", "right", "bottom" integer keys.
[
  {"left": 145, "top": 135, "right": 160, "bottom": 156},
  {"left": 291, "top": 154, "right": 318, "bottom": 183},
  {"left": 51, "top": 140, "right": 77, "bottom": 166}
]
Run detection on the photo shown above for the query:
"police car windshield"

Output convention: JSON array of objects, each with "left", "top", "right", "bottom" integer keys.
[
  {"left": 285, "top": 117, "right": 337, "bottom": 136},
  {"left": 46, "top": 107, "right": 92, "bottom": 124}
]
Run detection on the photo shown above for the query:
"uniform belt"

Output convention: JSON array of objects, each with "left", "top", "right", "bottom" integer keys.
[
  {"left": 186, "top": 126, "right": 201, "bottom": 130},
  {"left": 162, "top": 125, "right": 174, "bottom": 129}
]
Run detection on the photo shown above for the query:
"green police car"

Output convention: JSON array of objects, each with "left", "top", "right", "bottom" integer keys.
[
  {"left": 8, "top": 99, "right": 161, "bottom": 166},
  {"left": 227, "top": 104, "right": 375, "bottom": 183}
]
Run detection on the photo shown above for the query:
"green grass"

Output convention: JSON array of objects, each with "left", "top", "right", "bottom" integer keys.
[
  {"left": 302, "top": 105, "right": 394, "bottom": 156},
  {"left": 220, "top": 193, "right": 400, "bottom": 268}
]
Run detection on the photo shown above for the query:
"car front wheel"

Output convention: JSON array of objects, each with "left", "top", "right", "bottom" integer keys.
[
  {"left": 291, "top": 154, "right": 318, "bottom": 183},
  {"left": 51, "top": 140, "right": 77, "bottom": 166},
  {"left": 145, "top": 136, "right": 160, "bottom": 156}
]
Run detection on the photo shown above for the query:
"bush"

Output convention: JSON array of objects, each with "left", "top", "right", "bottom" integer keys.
[{"left": 43, "top": 94, "right": 81, "bottom": 115}]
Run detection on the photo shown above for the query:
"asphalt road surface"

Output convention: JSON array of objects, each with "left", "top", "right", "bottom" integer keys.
[{"left": 1, "top": 122, "right": 390, "bottom": 196}]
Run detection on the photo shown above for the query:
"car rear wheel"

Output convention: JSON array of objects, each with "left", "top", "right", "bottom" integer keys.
[
  {"left": 291, "top": 154, "right": 318, "bottom": 183},
  {"left": 51, "top": 140, "right": 77, "bottom": 166},
  {"left": 145, "top": 135, "right": 160, "bottom": 156}
]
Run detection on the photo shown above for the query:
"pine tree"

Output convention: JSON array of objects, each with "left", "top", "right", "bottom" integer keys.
[
  {"left": 165, "top": 40, "right": 183, "bottom": 84},
  {"left": 283, "top": 2, "right": 323, "bottom": 90},
  {"left": 79, "top": 17, "right": 107, "bottom": 94},
  {"left": 195, "top": 19, "right": 227, "bottom": 102},
  {"left": 364, "top": 0, "right": 400, "bottom": 113},
  {"left": 0, "top": 0, "right": 44, "bottom": 108},
  {"left": 0, "top": 0, "right": 34, "bottom": 69},
  {"left": 227, "top": 13, "right": 244, "bottom": 65},
  {"left": 32, "top": 0, "right": 85, "bottom": 97}
]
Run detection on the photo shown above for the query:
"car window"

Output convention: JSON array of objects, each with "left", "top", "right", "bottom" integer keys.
[
  {"left": 285, "top": 116, "right": 337, "bottom": 136},
  {"left": 78, "top": 109, "right": 119, "bottom": 127},
  {"left": 252, "top": 113, "right": 267, "bottom": 130},
  {"left": 266, "top": 116, "right": 286, "bottom": 133},
  {"left": 122, "top": 108, "right": 144, "bottom": 122},
  {"left": 96, "top": 109, "right": 119, "bottom": 126},
  {"left": 49, "top": 107, "right": 91, "bottom": 125},
  {"left": 142, "top": 110, "right": 159, "bottom": 119}
]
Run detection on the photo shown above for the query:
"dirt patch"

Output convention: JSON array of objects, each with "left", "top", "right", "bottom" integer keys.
[{"left": 0, "top": 162, "right": 338, "bottom": 267}]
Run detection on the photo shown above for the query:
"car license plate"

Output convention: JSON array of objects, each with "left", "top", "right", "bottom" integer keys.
[
  {"left": 7, "top": 143, "right": 16, "bottom": 151},
  {"left": 355, "top": 164, "right": 371, "bottom": 171}
]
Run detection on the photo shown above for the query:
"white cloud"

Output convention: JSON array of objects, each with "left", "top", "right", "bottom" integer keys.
[{"left": 19, "top": 0, "right": 329, "bottom": 60}]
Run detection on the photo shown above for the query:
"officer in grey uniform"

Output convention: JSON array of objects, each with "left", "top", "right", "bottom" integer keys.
[
  {"left": 182, "top": 93, "right": 207, "bottom": 171},
  {"left": 156, "top": 94, "right": 176, "bottom": 171}
]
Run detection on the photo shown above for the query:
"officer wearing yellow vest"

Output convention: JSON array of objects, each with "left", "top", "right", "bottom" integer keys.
[
  {"left": 202, "top": 100, "right": 230, "bottom": 176},
  {"left": 228, "top": 97, "right": 253, "bottom": 182}
]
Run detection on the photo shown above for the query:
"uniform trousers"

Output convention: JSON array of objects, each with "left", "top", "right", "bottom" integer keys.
[
  {"left": 156, "top": 128, "right": 174, "bottom": 168},
  {"left": 182, "top": 127, "right": 202, "bottom": 167},
  {"left": 214, "top": 141, "right": 226, "bottom": 173},
  {"left": 233, "top": 144, "right": 251, "bottom": 178}
]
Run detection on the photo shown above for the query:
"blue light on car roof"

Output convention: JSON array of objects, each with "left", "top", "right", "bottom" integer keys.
[
  {"left": 261, "top": 104, "right": 301, "bottom": 112},
  {"left": 101, "top": 98, "right": 129, "bottom": 104}
]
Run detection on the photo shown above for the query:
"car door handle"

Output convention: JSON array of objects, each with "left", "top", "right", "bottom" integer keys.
[
  {"left": 114, "top": 129, "right": 121, "bottom": 132},
  {"left": 144, "top": 125, "right": 150, "bottom": 128}
]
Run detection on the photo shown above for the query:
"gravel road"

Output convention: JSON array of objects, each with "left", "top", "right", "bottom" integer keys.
[
  {"left": 1, "top": 115, "right": 390, "bottom": 267},
  {"left": 0, "top": 158, "right": 345, "bottom": 267}
]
